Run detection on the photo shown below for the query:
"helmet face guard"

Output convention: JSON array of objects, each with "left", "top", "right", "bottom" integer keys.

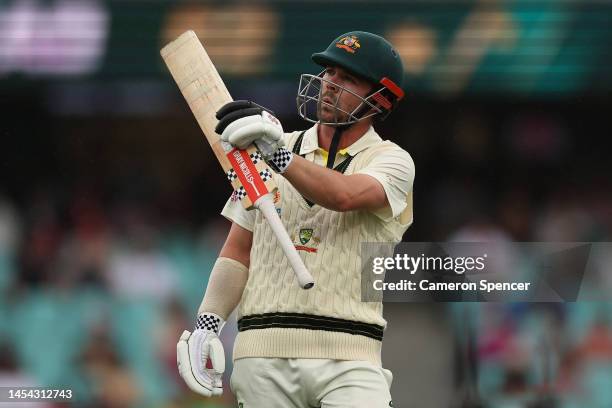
[{"left": 296, "top": 71, "right": 393, "bottom": 126}]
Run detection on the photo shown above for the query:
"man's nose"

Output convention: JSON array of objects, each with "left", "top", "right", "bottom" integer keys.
[{"left": 324, "top": 79, "right": 338, "bottom": 93}]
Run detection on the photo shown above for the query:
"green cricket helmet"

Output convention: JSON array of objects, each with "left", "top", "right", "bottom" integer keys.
[
  {"left": 312, "top": 31, "right": 405, "bottom": 100},
  {"left": 297, "top": 31, "right": 405, "bottom": 125}
]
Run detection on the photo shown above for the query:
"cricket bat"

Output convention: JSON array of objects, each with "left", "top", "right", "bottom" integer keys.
[{"left": 161, "top": 30, "right": 314, "bottom": 289}]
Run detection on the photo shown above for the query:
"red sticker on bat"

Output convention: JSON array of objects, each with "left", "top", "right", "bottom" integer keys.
[{"left": 226, "top": 148, "right": 269, "bottom": 201}]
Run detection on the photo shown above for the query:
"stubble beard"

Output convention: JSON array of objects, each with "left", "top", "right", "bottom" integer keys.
[{"left": 317, "top": 97, "right": 349, "bottom": 124}]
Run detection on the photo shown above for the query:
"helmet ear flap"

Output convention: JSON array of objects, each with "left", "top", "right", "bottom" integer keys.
[
  {"left": 369, "top": 87, "right": 399, "bottom": 122},
  {"left": 350, "top": 85, "right": 399, "bottom": 123}
]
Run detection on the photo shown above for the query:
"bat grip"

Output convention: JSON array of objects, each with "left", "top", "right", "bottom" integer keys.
[{"left": 255, "top": 194, "right": 315, "bottom": 290}]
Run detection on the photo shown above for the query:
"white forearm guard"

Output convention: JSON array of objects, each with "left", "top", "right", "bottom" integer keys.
[{"left": 198, "top": 257, "right": 249, "bottom": 320}]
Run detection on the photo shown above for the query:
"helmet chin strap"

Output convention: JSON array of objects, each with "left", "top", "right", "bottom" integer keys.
[
  {"left": 324, "top": 89, "right": 378, "bottom": 168},
  {"left": 326, "top": 125, "right": 347, "bottom": 168}
]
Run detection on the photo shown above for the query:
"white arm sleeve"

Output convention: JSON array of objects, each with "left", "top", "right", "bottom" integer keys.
[{"left": 198, "top": 257, "right": 248, "bottom": 320}]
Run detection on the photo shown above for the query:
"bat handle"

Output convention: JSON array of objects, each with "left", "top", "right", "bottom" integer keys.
[{"left": 255, "top": 193, "right": 315, "bottom": 290}]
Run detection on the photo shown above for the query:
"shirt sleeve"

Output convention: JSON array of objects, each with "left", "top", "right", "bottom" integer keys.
[
  {"left": 220, "top": 191, "right": 256, "bottom": 232},
  {"left": 354, "top": 145, "right": 415, "bottom": 221}
]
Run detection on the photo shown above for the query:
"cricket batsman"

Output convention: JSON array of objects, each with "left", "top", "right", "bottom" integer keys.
[{"left": 177, "top": 31, "right": 415, "bottom": 407}]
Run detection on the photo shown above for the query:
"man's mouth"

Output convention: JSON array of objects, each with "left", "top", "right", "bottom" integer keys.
[{"left": 321, "top": 94, "right": 336, "bottom": 105}]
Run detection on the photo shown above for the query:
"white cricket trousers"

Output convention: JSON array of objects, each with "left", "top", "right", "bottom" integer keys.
[{"left": 230, "top": 358, "right": 394, "bottom": 408}]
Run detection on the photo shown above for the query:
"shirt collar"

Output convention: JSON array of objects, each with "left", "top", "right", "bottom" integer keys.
[{"left": 299, "top": 124, "right": 383, "bottom": 157}]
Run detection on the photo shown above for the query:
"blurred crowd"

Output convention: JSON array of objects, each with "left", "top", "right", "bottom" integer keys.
[
  {"left": 457, "top": 302, "right": 612, "bottom": 408},
  {"left": 0, "top": 188, "right": 235, "bottom": 407}
]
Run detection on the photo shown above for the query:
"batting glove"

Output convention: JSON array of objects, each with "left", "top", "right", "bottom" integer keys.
[
  {"left": 215, "top": 100, "right": 294, "bottom": 173},
  {"left": 176, "top": 313, "right": 226, "bottom": 397}
]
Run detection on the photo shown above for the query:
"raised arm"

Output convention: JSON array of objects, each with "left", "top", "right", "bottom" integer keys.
[
  {"left": 214, "top": 101, "right": 400, "bottom": 215},
  {"left": 283, "top": 155, "right": 388, "bottom": 212}
]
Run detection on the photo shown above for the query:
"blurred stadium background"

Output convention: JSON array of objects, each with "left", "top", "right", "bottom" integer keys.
[{"left": 1, "top": 0, "right": 611, "bottom": 407}]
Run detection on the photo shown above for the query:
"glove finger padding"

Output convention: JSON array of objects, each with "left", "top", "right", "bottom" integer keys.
[
  {"left": 215, "top": 107, "right": 262, "bottom": 135},
  {"left": 176, "top": 329, "right": 224, "bottom": 397},
  {"left": 207, "top": 336, "right": 225, "bottom": 375},
  {"left": 221, "top": 112, "right": 284, "bottom": 154},
  {"left": 207, "top": 337, "right": 225, "bottom": 396},
  {"left": 215, "top": 100, "right": 275, "bottom": 134},
  {"left": 177, "top": 330, "right": 213, "bottom": 396},
  {"left": 222, "top": 116, "right": 266, "bottom": 149},
  {"left": 216, "top": 100, "right": 259, "bottom": 120},
  {"left": 207, "top": 337, "right": 224, "bottom": 396}
]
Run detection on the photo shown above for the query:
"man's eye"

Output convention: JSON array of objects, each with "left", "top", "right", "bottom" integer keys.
[{"left": 340, "top": 76, "right": 355, "bottom": 85}]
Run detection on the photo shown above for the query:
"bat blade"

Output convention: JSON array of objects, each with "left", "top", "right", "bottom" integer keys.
[
  {"left": 160, "top": 30, "right": 272, "bottom": 209},
  {"left": 161, "top": 31, "right": 314, "bottom": 289}
]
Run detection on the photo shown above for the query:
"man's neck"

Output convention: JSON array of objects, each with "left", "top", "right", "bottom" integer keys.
[{"left": 317, "top": 119, "right": 372, "bottom": 151}]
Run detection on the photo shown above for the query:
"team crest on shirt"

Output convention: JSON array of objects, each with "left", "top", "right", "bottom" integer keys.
[
  {"left": 299, "top": 228, "right": 313, "bottom": 244},
  {"left": 292, "top": 228, "right": 319, "bottom": 253},
  {"left": 336, "top": 35, "right": 361, "bottom": 54}
]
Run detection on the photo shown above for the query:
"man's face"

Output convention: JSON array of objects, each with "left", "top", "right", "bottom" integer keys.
[{"left": 317, "top": 66, "right": 373, "bottom": 124}]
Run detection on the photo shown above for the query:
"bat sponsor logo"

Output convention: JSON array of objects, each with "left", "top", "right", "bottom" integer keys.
[
  {"left": 227, "top": 149, "right": 269, "bottom": 200},
  {"left": 232, "top": 151, "right": 253, "bottom": 182}
]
